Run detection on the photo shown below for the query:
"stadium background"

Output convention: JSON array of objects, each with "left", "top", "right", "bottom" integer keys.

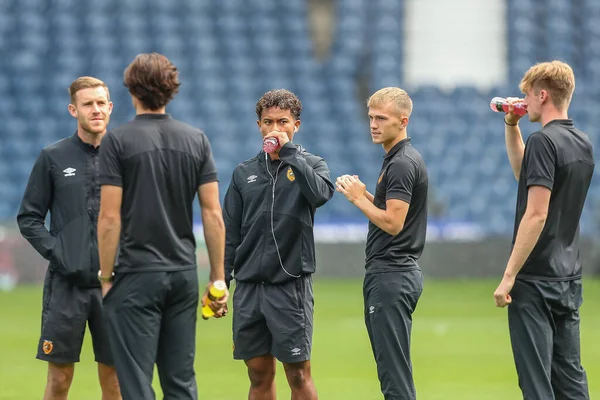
[{"left": 0, "top": 0, "right": 599, "bottom": 398}]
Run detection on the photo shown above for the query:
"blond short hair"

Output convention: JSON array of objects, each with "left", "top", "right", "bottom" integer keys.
[
  {"left": 68, "top": 76, "right": 110, "bottom": 104},
  {"left": 367, "top": 87, "right": 413, "bottom": 116},
  {"left": 519, "top": 61, "right": 575, "bottom": 109}
]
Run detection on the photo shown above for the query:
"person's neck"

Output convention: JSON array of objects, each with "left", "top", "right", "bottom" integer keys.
[
  {"left": 268, "top": 152, "right": 279, "bottom": 161},
  {"left": 383, "top": 131, "right": 407, "bottom": 153},
  {"left": 541, "top": 109, "right": 568, "bottom": 127},
  {"left": 135, "top": 106, "right": 167, "bottom": 115},
  {"left": 78, "top": 129, "right": 104, "bottom": 148}
]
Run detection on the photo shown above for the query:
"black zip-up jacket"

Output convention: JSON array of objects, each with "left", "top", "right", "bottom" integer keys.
[
  {"left": 224, "top": 142, "right": 334, "bottom": 285},
  {"left": 17, "top": 133, "right": 102, "bottom": 287}
]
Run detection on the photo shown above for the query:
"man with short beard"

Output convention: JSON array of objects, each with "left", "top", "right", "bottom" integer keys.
[{"left": 18, "top": 76, "right": 121, "bottom": 400}]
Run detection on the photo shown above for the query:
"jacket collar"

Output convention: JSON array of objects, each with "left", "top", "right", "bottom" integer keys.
[{"left": 72, "top": 132, "right": 99, "bottom": 152}]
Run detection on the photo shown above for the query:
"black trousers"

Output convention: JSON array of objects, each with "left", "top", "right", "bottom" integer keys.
[
  {"left": 363, "top": 269, "right": 424, "bottom": 400},
  {"left": 508, "top": 278, "right": 589, "bottom": 400},
  {"left": 103, "top": 269, "right": 199, "bottom": 400}
]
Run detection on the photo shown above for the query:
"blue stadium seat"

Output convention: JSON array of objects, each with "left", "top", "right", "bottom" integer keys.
[
  {"left": 251, "top": 0, "right": 277, "bottom": 12},
  {"left": 215, "top": 14, "right": 245, "bottom": 33},
  {"left": 279, "top": 0, "right": 305, "bottom": 13},
  {"left": 155, "top": 35, "right": 186, "bottom": 58}
]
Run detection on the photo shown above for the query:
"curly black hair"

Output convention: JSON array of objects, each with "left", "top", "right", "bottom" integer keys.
[{"left": 255, "top": 89, "right": 302, "bottom": 120}]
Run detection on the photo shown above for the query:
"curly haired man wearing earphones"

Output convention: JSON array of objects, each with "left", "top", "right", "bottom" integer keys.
[{"left": 223, "top": 89, "right": 334, "bottom": 400}]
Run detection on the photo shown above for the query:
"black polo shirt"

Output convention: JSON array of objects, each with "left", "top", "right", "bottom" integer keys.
[
  {"left": 513, "top": 119, "right": 594, "bottom": 281},
  {"left": 98, "top": 114, "right": 218, "bottom": 272},
  {"left": 365, "top": 138, "right": 428, "bottom": 273}
]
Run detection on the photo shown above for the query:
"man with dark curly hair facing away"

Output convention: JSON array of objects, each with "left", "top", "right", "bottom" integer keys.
[{"left": 223, "top": 89, "right": 335, "bottom": 399}]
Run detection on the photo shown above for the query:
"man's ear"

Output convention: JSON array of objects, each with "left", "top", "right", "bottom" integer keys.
[
  {"left": 68, "top": 104, "right": 77, "bottom": 118},
  {"left": 401, "top": 116, "right": 409, "bottom": 129},
  {"left": 539, "top": 89, "right": 549, "bottom": 105}
]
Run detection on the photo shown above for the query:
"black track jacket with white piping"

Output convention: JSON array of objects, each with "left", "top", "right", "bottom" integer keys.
[{"left": 223, "top": 142, "right": 334, "bottom": 286}]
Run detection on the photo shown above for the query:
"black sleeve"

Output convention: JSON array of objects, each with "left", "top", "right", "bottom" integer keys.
[
  {"left": 278, "top": 143, "right": 335, "bottom": 207},
  {"left": 386, "top": 156, "right": 417, "bottom": 203},
  {"left": 524, "top": 132, "right": 556, "bottom": 190},
  {"left": 223, "top": 173, "right": 242, "bottom": 287},
  {"left": 16, "top": 150, "right": 55, "bottom": 260},
  {"left": 98, "top": 132, "right": 123, "bottom": 187},
  {"left": 198, "top": 134, "right": 218, "bottom": 186}
]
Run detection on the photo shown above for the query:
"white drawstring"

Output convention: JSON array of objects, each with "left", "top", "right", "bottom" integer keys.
[{"left": 265, "top": 153, "right": 301, "bottom": 278}]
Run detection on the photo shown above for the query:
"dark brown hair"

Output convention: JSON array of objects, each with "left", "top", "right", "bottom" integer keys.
[
  {"left": 255, "top": 89, "right": 302, "bottom": 120},
  {"left": 123, "top": 53, "right": 181, "bottom": 110},
  {"left": 68, "top": 76, "right": 110, "bottom": 104}
]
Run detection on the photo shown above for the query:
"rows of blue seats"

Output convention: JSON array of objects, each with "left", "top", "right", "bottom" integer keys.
[
  {"left": 1, "top": 0, "right": 599, "bottom": 236},
  {"left": 507, "top": 0, "right": 600, "bottom": 83}
]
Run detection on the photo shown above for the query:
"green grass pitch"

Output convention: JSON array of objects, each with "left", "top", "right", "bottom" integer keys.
[{"left": 1, "top": 278, "right": 598, "bottom": 399}]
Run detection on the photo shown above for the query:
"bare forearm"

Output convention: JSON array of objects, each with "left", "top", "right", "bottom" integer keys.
[
  {"left": 504, "top": 213, "right": 546, "bottom": 278},
  {"left": 98, "top": 217, "right": 121, "bottom": 277},
  {"left": 354, "top": 197, "right": 401, "bottom": 235},
  {"left": 365, "top": 191, "right": 374, "bottom": 203},
  {"left": 505, "top": 124, "right": 525, "bottom": 180},
  {"left": 202, "top": 209, "right": 226, "bottom": 282}
]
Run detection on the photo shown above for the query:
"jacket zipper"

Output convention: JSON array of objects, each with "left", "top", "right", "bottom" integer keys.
[
  {"left": 90, "top": 151, "right": 99, "bottom": 284},
  {"left": 264, "top": 158, "right": 282, "bottom": 282}
]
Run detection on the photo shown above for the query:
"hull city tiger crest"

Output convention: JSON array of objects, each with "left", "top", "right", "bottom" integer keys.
[
  {"left": 287, "top": 168, "right": 295, "bottom": 182},
  {"left": 42, "top": 340, "right": 53, "bottom": 355}
]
